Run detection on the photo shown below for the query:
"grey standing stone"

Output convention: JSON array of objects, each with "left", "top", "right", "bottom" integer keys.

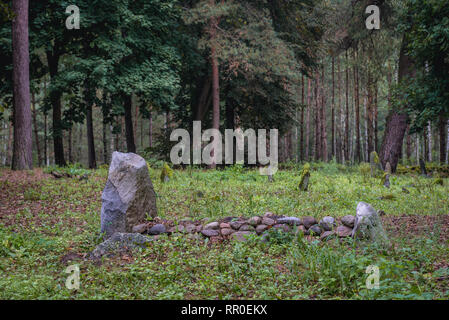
[
  {"left": 341, "top": 215, "right": 355, "bottom": 228},
  {"left": 352, "top": 202, "right": 390, "bottom": 247},
  {"left": 100, "top": 152, "right": 157, "bottom": 239}
]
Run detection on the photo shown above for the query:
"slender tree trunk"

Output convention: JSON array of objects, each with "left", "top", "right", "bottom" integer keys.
[
  {"left": 438, "top": 114, "right": 447, "bottom": 164},
  {"left": 123, "top": 95, "right": 136, "bottom": 153},
  {"left": 406, "top": 125, "right": 412, "bottom": 160},
  {"left": 306, "top": 78, "right": 312, "bottom": 161},
  {"left": 427, "top": 121, "right": 432, "bottom": 162},
  {"left": 7, "top": 119, "right": 13, "bottom": 166},
  {"left": 320, "top": 65, "right": 328, "bottom": 162},
  {"left": 314, "top": 75, "right": 321, "bottom": 161},
  {"left": 337, "top": 56, "right": 343, "bottom": 163},
  {"left": 300, "top": 75, "right": 305, "bottom": 161},
  {"left": 86, "top": 102, "right": 96, "bottom": 168},
  {"left": 210, "top": 41, "right": 220, "bottom": 169},
  {"left": 353, "top": 52, "right": 361, "bottom": 163},
  {"left": 149, "top": 108, "right": 153, "bottom": 148},
  {"left": 68, "top": 127, "right": 73, "bottom": 163},
  {"left": 374, "top": 82, "right": 378, "bottom": 152},
  {"left": 47, "top": 52, "right": 66, "bottom": 166},
  {"left": 345, "top": 51, "right": 350, "bottom": 163},
  {"left": 31, "top": 91, "right": 42, "bottom": 166},
  {"left": 103, "top": 117, "right": 108, "bottom": 164},
  {"left": 11, "top": 0, "right": 32, "bottom": 170},
  {"left": 331, "top": 57, "right": 335, "bottom": 159},
  {"left": 366, "top": 72, "right": 374, "bottom": 158}
]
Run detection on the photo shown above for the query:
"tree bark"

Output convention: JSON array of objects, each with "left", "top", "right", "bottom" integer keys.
[
  {"left": 353, "top": 51, "right": 361, "bottom": 163},
  {"left": 380, "top": 36, "right": 413, "bottom": 172},
  {"left": 305, "top": 78, "right": 312, "bottom": 161},
  {"left": 320, "top": 65, "right": 328, "bottom": 162},
  {"left": 439, "top": 114, "right": 447, "bottom": 164},
  {"left": 149, "top": 108, "right": 153, "bottom": 148},
  {"left": 86, "top": 102, "right": 96, "bottom": 168},
  {"left": 11, "top": 0, "right": 32, "bottom": 170},
  {"left": 123, "top": 94, "right": 136, "bottom": 153},
  {"left": 331, "top": 57, "right": 335, "bottom": 159},
  {"left": 46, "top": 51, "right": 66, "bottom": 166},
  {"left": 345, "top": 51, "right": 350, "bottom": 163},
  {"left": 31, "top": 91, "right": 42, "bottom": 166},
  {"left": 300, "top": 75, "right": 305, "bottom": 161}
]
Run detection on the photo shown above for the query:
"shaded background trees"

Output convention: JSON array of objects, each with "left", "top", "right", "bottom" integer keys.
[{"left": 1, "top": 0, "right": 448, "bottom": 170}]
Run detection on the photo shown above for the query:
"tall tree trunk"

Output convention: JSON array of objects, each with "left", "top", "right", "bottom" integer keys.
[
  {"left": 406, "top": 125, "right": 412, "bottom": 160},
  {"left": 210, "top": 40, "right": 220, "bottom": 169},
  {"left": 31, "top": 91, "right": 42, "bottom": 166},
  {"left": 46, "top": 52, "right": 66, "bottom": 166},
  {"left": 86, "top": 103, "right": 96, "bottom": 169},
  {"left": 380, "top": 36, "right": 413, "bottom": 172},
  {"left": 353, "top": 51, "right": 361, "bottom": 163},
  {"left": 331, "top": 57, "right": 335, "bottom": 159},
  {"left": 300, "top": 75, "right": 305, "bottom": 161},
  {"left": 11, "top": 0, "right": 32, "bottom": 170},
  {"left": 68, "top": 127, "right": 73, "bottom": 163},
  {"left": 149, "top": 108, "right": 153, "bottom": 148},
  {"left": 44, "top": 112, "right": 48, "bottom": 166},
  {"left": 427, "top": 121, "right": 432, "bottom": 162},
  {"left": 438, "top": 114, "right": 447, "bottom": 164},
  {"left": 305, "top": 78, "right": 312, "bottom": 161},
  {"left": 336, "top": 55, "right": 343, "bottom": 163},
  {"left": 366, "top": 72, "right": 374, "bottom": 158},
  {"left": 314, "top": 75, "right": 321, "bottom": 161},
  {"left": 374, "top": 82, "right": 379, "bottom": 152},
  {"left": 320, "top": 65, "right": 328, "bottom": 162},
  {"left": 123, "top": 95, "right": 136, "bottom": 153},
  {"left": 7, "top": 119, "right": 13, "bottom": 166},
  {"left": 103, "top": 116, "right": 108, "bottom": 164},
  {"left": 345, "top": 51, "right": 350, "bottom": 163}
]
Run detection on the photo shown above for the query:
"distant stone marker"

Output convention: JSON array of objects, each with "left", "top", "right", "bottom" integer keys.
[
  {"left": 370, "top": 151, "right": 381, "bottom": 177},
  {"left": 298, "top": 163, "right": 311, "bottom": 191},
  {"left": 352, "top": 202, "right": 390, "bottom": 248},
  {"left": 419, "top": 159, "right": 428, "bottom": 176},
  {"left": 101, "top": 152, "right": 157, "bottom": 239}
]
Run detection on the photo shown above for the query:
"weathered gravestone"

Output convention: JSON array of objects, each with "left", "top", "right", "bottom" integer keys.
[
  {"left": 352, "top": 202, "right": 390, "bottom": 248},
  {"left": 101, "top": 152, "right": 157, "bottom": 239}
]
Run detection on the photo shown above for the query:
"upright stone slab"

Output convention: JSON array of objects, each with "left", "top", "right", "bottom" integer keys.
[
  {"left": 101, "top": 152, "right": 157, "bottom": 239},
  {"left": 352, "top": 202, "right": 390, "bottom": 248}
]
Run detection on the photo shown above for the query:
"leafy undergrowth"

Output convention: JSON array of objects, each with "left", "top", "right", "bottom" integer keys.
[{"left": 0, "top": 163, "right": 448, "bottom": 299}]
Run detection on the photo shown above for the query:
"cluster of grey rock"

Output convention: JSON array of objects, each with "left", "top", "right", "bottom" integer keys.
[
  {"left": 91, "top": 152, "right": 390, "bottom": 259},
  {"left": 128, "top": 201, "right": 389, "bottom": 248}
]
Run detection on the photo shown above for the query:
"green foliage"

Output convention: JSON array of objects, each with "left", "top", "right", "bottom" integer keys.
[{"left": 160, "top": 162, "right": 174, "bottom": 182}]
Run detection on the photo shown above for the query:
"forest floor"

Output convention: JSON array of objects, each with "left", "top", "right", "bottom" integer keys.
[{"left": 0, "top": 163, "right": 448, "bottom": 299}]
